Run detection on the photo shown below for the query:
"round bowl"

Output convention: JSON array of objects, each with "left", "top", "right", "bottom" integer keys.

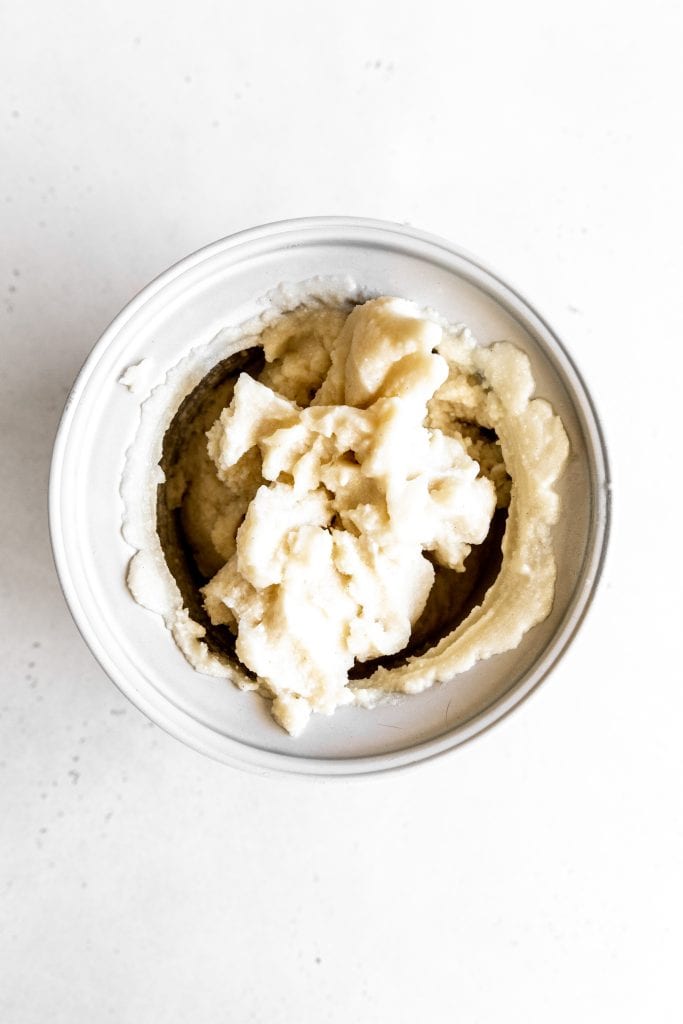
[{"left": 49, "top": 217, "right": 610, "bottom": 776}]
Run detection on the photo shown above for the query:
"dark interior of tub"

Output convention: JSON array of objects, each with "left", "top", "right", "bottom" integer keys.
[{"left": 156, "top": 348, "right": 507, "bottom": 682}]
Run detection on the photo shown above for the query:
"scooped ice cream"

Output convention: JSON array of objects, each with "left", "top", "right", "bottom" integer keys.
[{"left": 201, "top": 298, "right": 497, "bottom": 733}]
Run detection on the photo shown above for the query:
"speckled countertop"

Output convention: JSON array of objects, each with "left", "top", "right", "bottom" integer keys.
[{"left": 2, "top": 2, "right": 682, "bottom": 1021}]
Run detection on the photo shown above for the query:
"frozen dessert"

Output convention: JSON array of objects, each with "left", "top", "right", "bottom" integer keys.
[{"left": 123, "top": 283, "right": 569, "bottom": 736}]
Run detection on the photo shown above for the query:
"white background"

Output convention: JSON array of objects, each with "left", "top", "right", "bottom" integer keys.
[{"left": 2, "top": 1, "right": 682, "bottom": 1021}]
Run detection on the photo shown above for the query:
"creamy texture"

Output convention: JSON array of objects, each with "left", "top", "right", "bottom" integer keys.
[
  {"left": 201, "top": 299, "right": 496, "bottom": 734},
  {"left": 123, "top": 281, "right": 569, "bottom": 737}
]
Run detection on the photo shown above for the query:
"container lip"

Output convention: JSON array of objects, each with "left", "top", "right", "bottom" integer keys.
[{"left": 49, "top": 215, "right": 611, "bottom": 779}]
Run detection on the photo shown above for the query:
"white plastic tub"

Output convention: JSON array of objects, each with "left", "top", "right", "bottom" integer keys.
[{"left": 49, "top": 217, "right": 610, "bottom": 776}]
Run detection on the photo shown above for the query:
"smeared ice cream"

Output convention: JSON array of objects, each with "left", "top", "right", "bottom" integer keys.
[{"left": 123, "top": 281, "right": 569, "bottom": 736}]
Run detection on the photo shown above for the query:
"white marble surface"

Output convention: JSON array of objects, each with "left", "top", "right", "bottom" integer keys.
[{"left": 2, "top": 1, "right": 682, "bottom": 1020}]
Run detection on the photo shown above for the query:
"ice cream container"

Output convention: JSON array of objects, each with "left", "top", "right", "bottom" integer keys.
[{"left": 49, "top": 217, "right": 610, "bottom": 776}]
